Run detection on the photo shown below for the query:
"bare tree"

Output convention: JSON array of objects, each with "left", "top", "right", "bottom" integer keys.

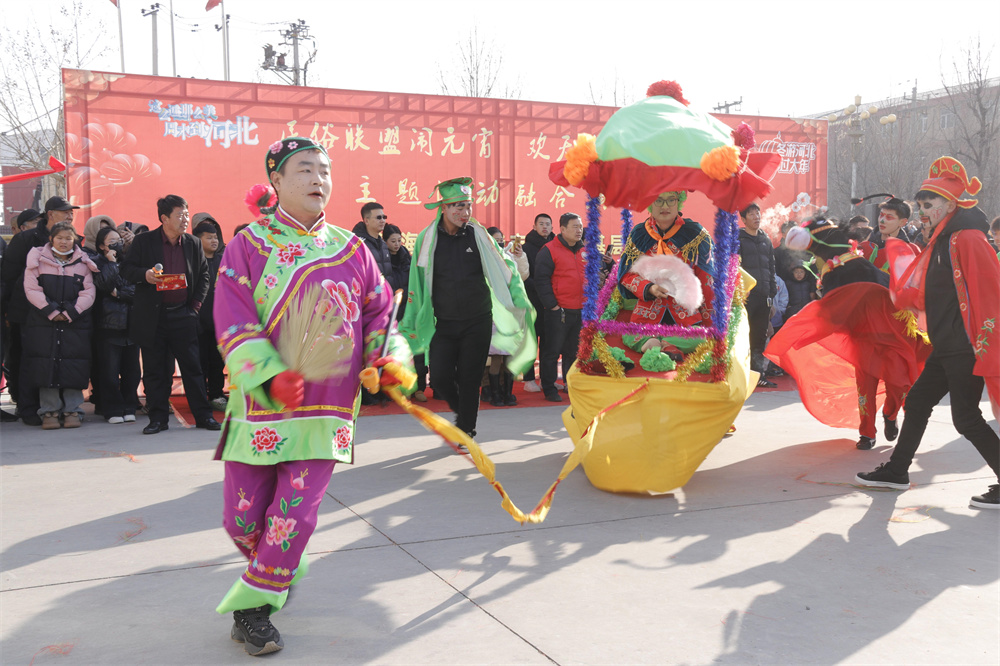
[
  {"left": 940, "top": 38, "right": 1000, "bottom": 215},
  {"left": 0, "top": 0, "right": 109, "bottom": 194},
  {"left": 436, "top": 27, "right": 521, "bottom": 99},
  {"left": 587, "top": 70, "right": 634, "bottom": 108}
]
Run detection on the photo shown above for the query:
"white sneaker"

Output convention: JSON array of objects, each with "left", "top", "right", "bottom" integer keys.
[
  {"left": 523, "top": 381, "right": 541, "bottom": 393},
  {"left": 211, "top": 397, "right": 229, "bottom": 411},
  {"left": 555, "top": 380, "right": 565, "bottom": 390},
  {"left": 108, "top": 416, "right": 125, "bottom": 424},
  {"left": 123, "top": 414, "right": 136, "bottom": 423}
]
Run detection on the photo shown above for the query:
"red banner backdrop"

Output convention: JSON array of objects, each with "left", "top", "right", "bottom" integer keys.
[{"left": 64, "top": 69, "right": 827, "bottom": 249}]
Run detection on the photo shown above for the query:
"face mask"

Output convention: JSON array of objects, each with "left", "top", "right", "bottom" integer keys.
[{"left": 109, "top": 242, "right": 125, "bottom": 255}]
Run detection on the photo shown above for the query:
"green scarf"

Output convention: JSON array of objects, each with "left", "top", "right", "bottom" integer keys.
[{"left": 399, "top": 218, "right": 537, "bottom": 374}]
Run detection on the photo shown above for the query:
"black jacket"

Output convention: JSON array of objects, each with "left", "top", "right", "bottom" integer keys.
[
  {"left": 738, "top": 229, "right": 777, "bottom": 302},
  {"left": 352, "top": 222, "right": 393, "bottom": 279},
  {"left": 522, "top": 229, "right": 555, "bottom": 303},
  {"left": 784, "top": 276, "right": 815, "bottom": 321},
  {"left": 200, "top": 251, "right": 224, "bottom": 333},
  {"left": 120, "top": 228, "right": 209, "bottom": 348},
  {"left": 1, "top": 225, "right": 48, "bottom": 325},
  {"left": 388, "top": 246, "right": 411, "bottom": 319},
  {"left": 23, "top": 253, "right": 93, "bottom": 390},
  {"left": 92, "top": 254, "right": 135, "bottom": 332},
  {"left": 925, "top": 207, "right": 989, "bottom": 353}
]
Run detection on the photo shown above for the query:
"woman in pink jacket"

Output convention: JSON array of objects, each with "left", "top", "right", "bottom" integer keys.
[{"left": 23, "top": 221, "right": 97, "bottom": 429}]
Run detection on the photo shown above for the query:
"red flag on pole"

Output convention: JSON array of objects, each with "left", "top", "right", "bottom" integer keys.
[
  {"left": 206, "top": 0, "right": 221, "bottom": 9},
  {"left": 109, "top": 0, "right": 118, "bottom": 6},
  {"left": 0, "top": 157, "right": 67, "bottom": 186}
]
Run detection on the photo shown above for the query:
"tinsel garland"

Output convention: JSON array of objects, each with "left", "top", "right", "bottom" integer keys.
[
  {"left": 583, "top": 196, "right": 603, "bottom": 321},
  {"left": 578, "top": 322, "right": 596, "bottom": 362},
  {"left": 620, "top": 208, "right": 634, "bottom": 245},
  {"left": 593, "top": 333, "right": 625, "bottom": 378},
  {"left": 719, "top": 278, "right": 747, "bottom": 378},
  {"left": 592, "top": 256, "right": 623, "bottom": 321},
  {"left": 672, "top": 339, "right": 715, "bottom": 382},
  {"left": 595, "top": 320, "right": 712, "bottom": 339},
  {"left": 601, "top": 289, "right": 622, "bottom": 320},
  {"left": 710, "top": 209, "right": 740, "bottom": 333}
]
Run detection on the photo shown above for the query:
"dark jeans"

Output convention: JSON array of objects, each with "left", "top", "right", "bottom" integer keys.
[
  {"left": 746, "top": 294, "right": 771, "bottom": 373},
  {"left": 98, "top": 337, "right": 141, "bottom": 418},
  {"left": 198, "top": 327, "right": 226, "bottom": 400},
  {"left": 888, "top": 349, "right": 999, "bottom": 478},
  {"left": 429, "top": 315, "right": 492, "bottom": 433},
  {"left": 541, "top": 307, "right": 581, "bottom": 396},
  {"left": 140, "top": 308, "right": 212, "bottom": 424}
]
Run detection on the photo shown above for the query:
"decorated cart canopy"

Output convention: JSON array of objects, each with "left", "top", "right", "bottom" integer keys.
[{"left": 551, "top": 80, "right": 781, "bottom": 495}]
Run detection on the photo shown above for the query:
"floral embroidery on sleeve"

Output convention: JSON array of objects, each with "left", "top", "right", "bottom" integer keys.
[{"left": 975, "top": 318, "right": 995, "bottom": 359}]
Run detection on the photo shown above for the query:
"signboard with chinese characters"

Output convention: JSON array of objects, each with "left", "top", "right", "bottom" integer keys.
[{"left": 64, "top": 69, "right": 827, "bottom": 253}]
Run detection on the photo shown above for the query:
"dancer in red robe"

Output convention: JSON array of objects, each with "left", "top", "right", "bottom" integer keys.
[
  {"left": 856, "top": 156, "right": 999, "bottom": 510},
  {"left": 766, "top": 218, "right": 930, "bottom": 449}
]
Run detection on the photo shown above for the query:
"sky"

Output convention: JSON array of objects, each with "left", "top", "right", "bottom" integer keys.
[{"left": 3, "top": 0, "right": 1000, "bottom": 128}]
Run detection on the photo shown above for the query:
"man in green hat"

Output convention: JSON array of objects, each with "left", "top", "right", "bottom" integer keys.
[{"left": 400, "top": 177, "right": 536, "bottom": 437}]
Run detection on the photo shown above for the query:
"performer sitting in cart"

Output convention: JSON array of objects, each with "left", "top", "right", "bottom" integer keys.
[{"left": 617, "top": 190, "right": 715, "bottom": 354}]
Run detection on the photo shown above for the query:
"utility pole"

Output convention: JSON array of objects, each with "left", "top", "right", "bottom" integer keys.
[
  {"left": 214, "top": 2, "right": 231, "bottom": 81},
  {"left": 141, "top": 4, "right": 161, "bottom": 76},
  {"left": 262, "top": 21, "right": 312, "bottom": 86},
  {"left": 169, "top": 0, "right": 177, "bottom": 76},
  {"left": 713, "top": 97, "right": 743, "bottom": 114},
  {"left": 285, "top": 21, "right": 310, "bottom": 86}
]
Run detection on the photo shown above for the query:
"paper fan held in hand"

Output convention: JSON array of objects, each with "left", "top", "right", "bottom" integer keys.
[{"left": 276, "top": 284, "right": 352, "bottom": 382}]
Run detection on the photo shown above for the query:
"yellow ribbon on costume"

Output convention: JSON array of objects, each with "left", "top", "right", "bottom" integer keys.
[{"left": 360, "top": 367, "right": 649, "bottom": 524}]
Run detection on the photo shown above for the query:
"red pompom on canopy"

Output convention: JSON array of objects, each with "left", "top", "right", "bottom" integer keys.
[
  {"left": 731, "top": 122, "right": 756, "bottom": 150},
  {"left": 645, "top": 80, "right": 689, "bottom": 106}
]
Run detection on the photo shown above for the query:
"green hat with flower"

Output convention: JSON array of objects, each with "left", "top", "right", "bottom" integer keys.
[
  {"left": 424, "top": 177, "right": 474, "bottom": 210},
  {"left": 265, "top": 137, "right": 328, "bottom": 179}
]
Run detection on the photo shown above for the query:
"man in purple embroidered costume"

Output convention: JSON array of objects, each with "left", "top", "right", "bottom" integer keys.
[{"left": 213, "top": 137, "right": 410, "bottom": 655}]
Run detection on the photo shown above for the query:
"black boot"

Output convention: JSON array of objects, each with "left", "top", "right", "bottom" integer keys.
[
  {"left": 503, "top": 370, "right": 518, "bottom": 406},
  {"left": 489, "top": 373, "right": 504, "bottom": 406}
]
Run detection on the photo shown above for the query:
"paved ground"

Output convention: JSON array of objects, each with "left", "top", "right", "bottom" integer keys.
[{"left": 1, "top": 389, "right": 998, "bottom": 665}]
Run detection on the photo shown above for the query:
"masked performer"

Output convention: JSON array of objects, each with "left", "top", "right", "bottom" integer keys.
[
  {"left": 856, "top": 157, "right": 999, "bottom": 509},
  {"left": 213, "top": 137, "right": 411, "bottom": 655}
]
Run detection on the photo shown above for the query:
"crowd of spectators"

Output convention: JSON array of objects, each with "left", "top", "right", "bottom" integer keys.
[{"left": 0, "top": 195, "right": 224, "bottom": 433}]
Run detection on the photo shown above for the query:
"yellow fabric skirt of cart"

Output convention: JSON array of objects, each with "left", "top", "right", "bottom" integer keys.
[{"left": 562, "top": 313, "right": 756, "bottom": 495}]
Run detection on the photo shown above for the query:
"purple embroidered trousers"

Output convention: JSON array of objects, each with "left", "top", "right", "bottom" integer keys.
[{"left": 217, "top": 459, "right": 335, "bottom": 614}]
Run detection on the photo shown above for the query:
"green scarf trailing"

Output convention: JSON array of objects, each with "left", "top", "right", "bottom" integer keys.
[{"left": 399, "top": 217, "right": 537, "bottom": 374}]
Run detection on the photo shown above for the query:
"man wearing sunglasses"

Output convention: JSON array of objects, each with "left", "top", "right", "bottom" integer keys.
[
  {"left": 353, "top": 202, "right": 395, "bottom": 405},
  {"left": 352, "top": 202, "right": 393, "bottom": 280}
]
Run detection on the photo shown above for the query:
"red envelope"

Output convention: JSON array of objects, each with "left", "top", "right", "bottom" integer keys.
[{"left": 156, "top": 273, "right": 188, "bottom": 291}]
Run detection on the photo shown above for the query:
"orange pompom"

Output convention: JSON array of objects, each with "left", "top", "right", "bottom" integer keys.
[
  {"left": 563, "top": 133, "right": 598, "bottom": 186},
  {"left": 700, "top": 145, "right": 741, "bottom": 181}
]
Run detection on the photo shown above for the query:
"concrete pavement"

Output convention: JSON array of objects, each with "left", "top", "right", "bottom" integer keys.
[{"left": 1, "top": 389, "right": 998, "bottom": 664}]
